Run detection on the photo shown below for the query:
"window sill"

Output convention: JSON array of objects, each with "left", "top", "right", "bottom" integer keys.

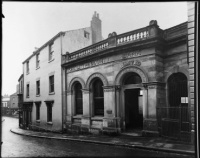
[
  {"left": 36, "top": 66, "right": 40, "bottom": 70},
  {"left": 91, "top": 116, "right": 104, "bottom": 121},
  {"left": 48, "top": 58, "right": 54, "bottom": 63},
  {"left": 47, "top": 122, "right": 53, "bottom": 125},
  {"left": 49, "top": 92, "right": 55, "bottom": 95},
  {"left": 26, "top": 96, "right": 30, "bottom": 98},
  {"left": 36, "top": 120, "right": 40, "bottom": 123},
  {"left": 73, "top": 115, "right": 82, "bottom": 119},
  {"left": 36, "top": 94, "right": 40, "bottom": 97}
]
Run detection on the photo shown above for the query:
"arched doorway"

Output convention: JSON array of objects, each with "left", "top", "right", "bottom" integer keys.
[{"left": 122, "top": 72, "right": 143, "bottom": 131}]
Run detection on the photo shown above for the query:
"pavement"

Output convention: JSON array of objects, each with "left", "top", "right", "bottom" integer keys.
[{"left": 10, "top": 128, "right": 195, "bottom": 156}]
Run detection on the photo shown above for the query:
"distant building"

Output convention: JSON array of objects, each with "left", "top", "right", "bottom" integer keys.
[
  {"left": 10, "top": 92, "right": 18, "bottom": 110},
  {"left": 1, "top": 95, "right": 10, "bottom": 115},
  {"left": 18, "top": 74, "right": 24, "bottom": 128},
  {"left": 21, "top": 12, "right": 102, "bottom": 131}
]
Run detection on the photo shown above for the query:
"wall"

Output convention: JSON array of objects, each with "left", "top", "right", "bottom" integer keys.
[
  {"left": 62, "top": 27, "right": 92, "bottom": 54},
  {"left": 23, "top": 36, "right": 63, "bottom": 131},
  {"left": 187, "top": 2, "right": 196, "bottom": 144},
  {"left": 10, "top": 93, "right": 18, "bottom": 109}
]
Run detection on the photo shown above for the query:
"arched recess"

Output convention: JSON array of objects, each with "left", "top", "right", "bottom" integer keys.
[
  {"left": 68, "top": 77, "right": 86, "bottom": 91},
  {"left": 115, "top": 66, "right": 148, "bottom": 85},
  {"left": 86, "top": 73, "right": 108, "bottom": 89},
  {"left": 164, "top": 66, "right": 189, "bottom": 82}
]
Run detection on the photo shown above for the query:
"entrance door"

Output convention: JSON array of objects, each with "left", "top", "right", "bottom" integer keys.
[{"left": 125, "top": 88, "right": 143, "bottom": 130}]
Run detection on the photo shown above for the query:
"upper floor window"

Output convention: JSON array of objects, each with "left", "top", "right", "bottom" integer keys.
[
  {"left": 36, "top": 80, "right": 40, "bottom": 96},
  {"left": 84, "top": 31, "right": 90, "bottom": 39},
  {"left": 26, "top": 84, "right": 30, "bottom": 98},
  {"left": 49, "top": 42, "right": 54, "bottom": 61},
  {"left": 26, "top": 61, "right": 29, "bottom": 74},
  {"left": 36, "top": 54, "right": 40, "bottom": 68},
  {"left": 49, "top": 75, "right": 54, "bottom": 93}
]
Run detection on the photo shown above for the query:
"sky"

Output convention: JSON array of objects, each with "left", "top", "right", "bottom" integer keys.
[{"left": 2, "top": 2, "right": 188, "bottom": 96}]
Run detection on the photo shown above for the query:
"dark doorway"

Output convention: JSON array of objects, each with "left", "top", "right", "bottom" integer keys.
[{"left": 125, "top": 88, "right": 143, "bottom": 130}]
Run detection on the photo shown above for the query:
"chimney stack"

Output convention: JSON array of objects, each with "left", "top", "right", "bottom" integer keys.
[{"left": 91, "top": 11, "right": 102, "bottom": 44}]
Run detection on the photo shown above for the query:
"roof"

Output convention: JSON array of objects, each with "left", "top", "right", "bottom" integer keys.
[
  {"left": 18, "top": 74, "right": 23, "bottom": 81},
  {"left": 22, "top": 31, "right": 64, "bottom": 64}
]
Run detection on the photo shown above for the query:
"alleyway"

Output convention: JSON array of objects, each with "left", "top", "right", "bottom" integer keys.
[{"left": 1, "top": 117, "right": 194, "bottom": 157}]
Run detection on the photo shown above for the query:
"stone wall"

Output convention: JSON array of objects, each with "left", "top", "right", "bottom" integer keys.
[{"left": 187, "top": 2, "right": 196, "bottom": 144}]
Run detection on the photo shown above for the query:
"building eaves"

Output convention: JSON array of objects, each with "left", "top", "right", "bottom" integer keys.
[
  {"left": 18, "top": 74, "right": 23, "bottom": 82},
  {"left": 22, "top": 31, "right": 64, "bottom": 64}
]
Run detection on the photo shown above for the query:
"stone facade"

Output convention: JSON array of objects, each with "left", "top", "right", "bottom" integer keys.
[
  {"left": 187, "top": 2, "right": 196, "bottom": 144},
  {"left": 62, "top": 20, "right": 191, "bottom": 140}
]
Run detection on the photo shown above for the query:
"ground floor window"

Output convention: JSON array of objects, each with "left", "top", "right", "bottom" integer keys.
[
  {"left": 35, "top": 102, "right": 41, "bottom": 120},
  {"left": 45, "top": 101, "right": 54, "bottom": 122},
  {"left": 74, "top": 82, "right": 83, "bottom": 115},
  {"left": 92, "top": 79, "right": 104, "bottom": 116}
]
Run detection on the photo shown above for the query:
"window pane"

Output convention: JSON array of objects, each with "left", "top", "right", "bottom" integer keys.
[
  {"left": 49, "top": 76, "right": 54, "bottom": 93},
  {"left": 75, "top": 83, "right": 83, "bottom": 114},
  {"left": 93, "top": 79, "right": 104, "bottom": 116}
]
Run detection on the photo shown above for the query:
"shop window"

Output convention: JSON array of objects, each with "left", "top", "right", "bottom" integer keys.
[
  {"left": 93, "top": 79, "right": 104, "bottom": 116},
  {"left": 74, "top": 82, "right": 83, "bottom": 115},
  {"left": 168, "top": 73, "right": 188, "bottom": 107},
  {"left": 49, "top": 75, "right": 54, "bottom": 93}
]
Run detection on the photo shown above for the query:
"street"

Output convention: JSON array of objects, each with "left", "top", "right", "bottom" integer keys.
[{"left": 1, "top": 117, "right": 193, "bottom": 157}]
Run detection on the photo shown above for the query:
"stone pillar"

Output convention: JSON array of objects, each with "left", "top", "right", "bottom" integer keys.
[
  {"left": 143, "top": 84, "right": 159, "bottom": 136},
  {"left": 66, "top": 90, "right": 73, "bottom": 132},
  {"left": 102, "top": 86, "right": 121, "bottom": 134},
  {"left": 81, "top": 89, "right": 91, "bottom": 133},
  {"left": 61, "top": 67, "right": 67, "bottom": 131},
  {"left": 187, "top": 2, "right": 196, "bottom": 144}
]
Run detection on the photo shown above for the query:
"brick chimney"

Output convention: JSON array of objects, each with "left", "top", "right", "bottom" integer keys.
[{"left": 91, "top": 11, "right": 102, "bottom": 44}]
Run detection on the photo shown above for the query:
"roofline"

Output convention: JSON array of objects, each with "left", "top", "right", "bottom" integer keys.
[
  {"left": 164, "top": 21, "right": 188, "bottom": 31},
  {"left": 18, "top": 74, "right": 23, "bottom": 81},
  {"left": 22, "top": 31, "right": 64, "bottom": 64}
]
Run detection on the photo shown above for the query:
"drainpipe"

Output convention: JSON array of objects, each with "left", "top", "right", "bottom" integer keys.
[{"left": 60, "top": 32, "right": 64, "bottom": 132}]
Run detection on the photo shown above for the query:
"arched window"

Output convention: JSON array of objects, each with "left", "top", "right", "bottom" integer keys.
[
  {"left": 123, "top": 72, "right": 142, "bottom": 85},
  {"left": 74, "top": 82, "right": 83, "bottom": 115},
  {"left": 93, "top": 79, "right": 104, "bottom": 116},
  {"left": 168, "top": 73, "right": 188, "bottom": 107}
]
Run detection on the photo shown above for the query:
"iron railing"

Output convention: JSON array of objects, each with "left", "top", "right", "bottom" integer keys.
[{"left": 157, "top": 106, "right": 191, "bottom": 142}]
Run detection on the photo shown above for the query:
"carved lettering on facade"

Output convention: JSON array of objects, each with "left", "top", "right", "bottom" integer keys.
[
  {"left": 121, "top": 51, "right": 142, "bottom": 59},
  {"left": 122, "top": 60, "right": 141, "bottom": 68},
  {"left": 67, "top": 50, "right": 142, "bottom": 73}
]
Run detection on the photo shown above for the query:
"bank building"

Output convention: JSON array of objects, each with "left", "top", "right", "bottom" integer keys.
[{"left": 19, "top": 12, "right": 193, "bottom": 143}]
